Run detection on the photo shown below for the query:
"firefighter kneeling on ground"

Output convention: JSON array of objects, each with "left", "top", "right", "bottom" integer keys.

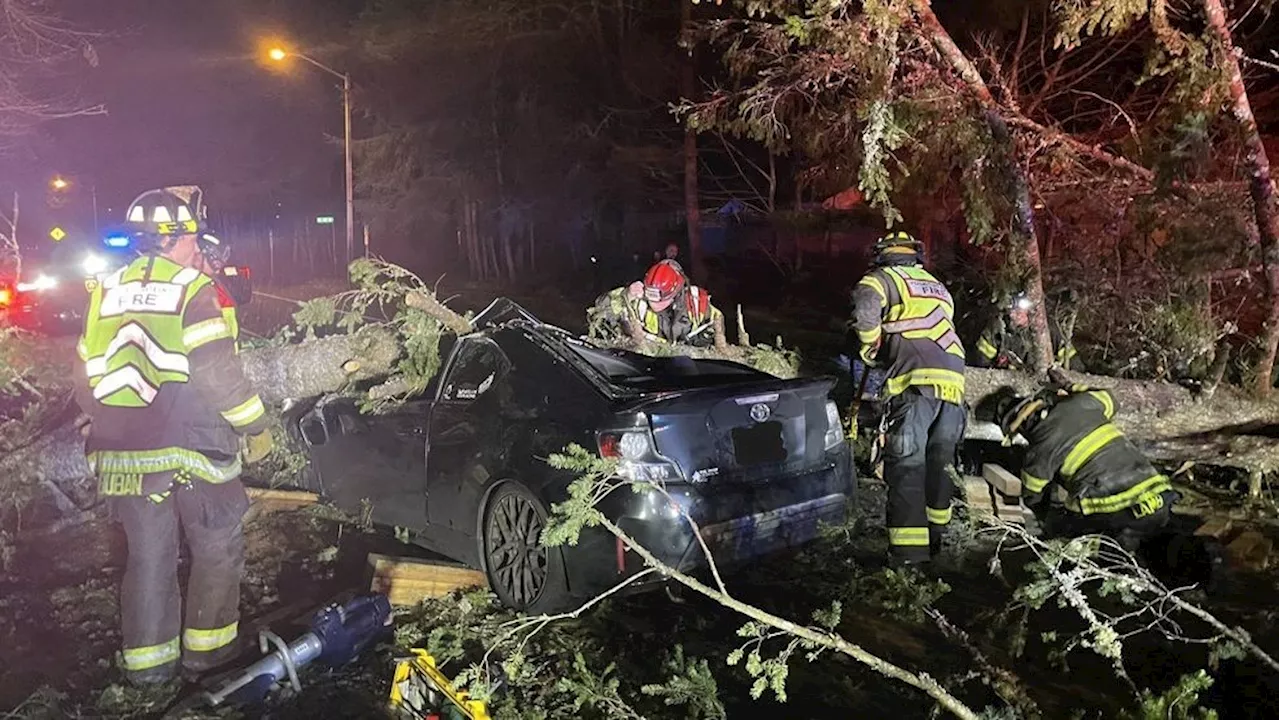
[
  {"left": 851, "top": 231, "right": 967, "bottom": 566},
  {"left": 588, "top": 259, "right": 721, "bottom": 347},
  {"left": 978, "top": 378, "right": 1179, "bottom": 551},
  {"left": 75, "top": 186, "right": 274, "bottom": 686},
  {"left": 972, "top": 290, "right": 1080, "bottom": 371}
]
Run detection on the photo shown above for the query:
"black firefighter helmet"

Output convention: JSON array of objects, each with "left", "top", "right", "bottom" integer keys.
[
  {"left": 974, "top": 385, "right": 1050, "bottom": 443},
  {"left": 872, "top": 230, "right": 923, "bottom": 265}
]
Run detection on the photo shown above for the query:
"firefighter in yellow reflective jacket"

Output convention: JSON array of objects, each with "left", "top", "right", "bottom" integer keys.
[
  {"left": 851, "top": 232, "right": 966, "bottom": 565},
  {"left": 74, "top": 186, "right": 273, "bottom": 686},
  {"left": 980, "top": 380, "right": 1178, "bottom": 550},
  {"left": 972, "top": 291, "right": 1080, "bottom": 371},
  {"left": 588, "top": 260, "right": 721, "bottom": 347}
]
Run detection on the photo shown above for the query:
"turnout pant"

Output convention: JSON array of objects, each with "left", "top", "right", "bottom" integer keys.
[
  {"left": 882, "top": 389, "right": 966, "bottom": 562},
  {"left": 1041, "top": 489, "right": 1178, "bottom": 552},
  {"left": 113, "top": 477, "right": 249, "bottom": 682}
]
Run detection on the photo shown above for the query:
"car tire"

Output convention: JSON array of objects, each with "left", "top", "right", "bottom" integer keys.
[{"left": 481, "top": 482, "right": 572, "bottom": 614}]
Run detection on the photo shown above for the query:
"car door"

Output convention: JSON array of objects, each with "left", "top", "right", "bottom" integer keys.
[
  {"left": 425, "top": 336, "right": 513, "bottom": 534},
  {"left": 300, "top": 394, "right": 433, "bottom": 532}
]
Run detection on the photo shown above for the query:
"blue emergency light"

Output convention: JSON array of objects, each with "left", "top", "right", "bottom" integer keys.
[{"left": 105, "top": 234, "right": 130, "bottom": 248}]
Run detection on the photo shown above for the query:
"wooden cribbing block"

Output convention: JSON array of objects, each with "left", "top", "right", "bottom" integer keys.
[
  {"left": 994, "top": 496, "right": 1026, "bottom": 525},
  {"left": 982, "top": 463, "right": 1022, "bottom": 497},
  {"left": 1193, "top": 516, "right": 1234, "bottom": 540},
  {"left": 244, "top": 488, "right": 320, "bottom": 517},
  {"left": 367, "top": 553, "right": 488, "bottom": 606},
  {"left": 1224, "top": 531, "right": 1273, "bottom": 572},
  {"left": 962, "top": 476, "right": 997, "bottom": 516},
  {"left": 962, "top": 475, "right": 1025, "bottom": 525}
]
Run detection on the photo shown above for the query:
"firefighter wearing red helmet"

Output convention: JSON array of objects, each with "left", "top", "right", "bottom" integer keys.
[{"left": 588, "top": 260, "right": 721, "bottom": 347}]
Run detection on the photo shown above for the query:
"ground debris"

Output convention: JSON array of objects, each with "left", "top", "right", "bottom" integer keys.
[{"left": 1224, "top": 530, "right": 1274, "bottom": 572}]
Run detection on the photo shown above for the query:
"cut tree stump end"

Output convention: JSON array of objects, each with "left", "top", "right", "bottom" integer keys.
[{"left": 367, "top": 552, "right": 488, "bottom": 606}]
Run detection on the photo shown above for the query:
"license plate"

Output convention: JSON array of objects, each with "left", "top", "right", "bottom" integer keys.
[{"left": 731, "top": 421, "right": 786, "bottom": 465}]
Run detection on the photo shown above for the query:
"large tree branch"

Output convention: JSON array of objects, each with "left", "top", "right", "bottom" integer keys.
[{"left": 1005, "top": 115, "right": 1155, "bottom": 182}]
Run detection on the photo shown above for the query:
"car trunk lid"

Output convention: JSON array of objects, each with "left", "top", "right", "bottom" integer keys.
[{"left": 622, "top": 377, "right": 837, "bottom": 484}]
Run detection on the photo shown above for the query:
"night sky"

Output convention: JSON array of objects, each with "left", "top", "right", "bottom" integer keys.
[{"left": 7, "top": 0, "right": 361, "bottom": 253}]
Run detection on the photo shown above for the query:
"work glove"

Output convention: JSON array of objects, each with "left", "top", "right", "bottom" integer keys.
[
  {"left": 1047, "top": 366, "right": 1072, "bottom": 390},
  {"left": 243, "top": 429, "right": 274, "bottom": 465}
]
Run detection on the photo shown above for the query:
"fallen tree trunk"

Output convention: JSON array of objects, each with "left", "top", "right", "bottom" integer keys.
[
  {"left": 0, "top": 326, "right": 403, "bottom": 490},
  {"left": 241, "top": 326, "right": 401, "bottom": 405},
  {"left": 6, "top": 308, "right": 1275, "bottom": 500}
]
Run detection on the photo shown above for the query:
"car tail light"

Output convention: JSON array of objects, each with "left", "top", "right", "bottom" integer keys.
[
  {"left": 597, "top": 427, "right": 680, "bottom": 482},
  {"left": 597, "top": 433, "right": 620, "bottom": 458}
]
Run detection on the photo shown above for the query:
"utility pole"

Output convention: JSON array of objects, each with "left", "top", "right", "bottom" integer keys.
[{"left": 343, "top": 72, "right": 354, "bottom": 269}]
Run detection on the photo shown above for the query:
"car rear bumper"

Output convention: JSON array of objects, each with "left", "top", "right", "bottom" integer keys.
[{"left": 563, "top": 448, "right": 854, "bottom": 598}]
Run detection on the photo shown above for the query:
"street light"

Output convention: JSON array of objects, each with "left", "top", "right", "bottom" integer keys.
[
  {"left": 267, "top": 46, "right": 355, "bottom": 266},
  {"left": 49, "top": 174, "right": 100, "bottom": 237}
]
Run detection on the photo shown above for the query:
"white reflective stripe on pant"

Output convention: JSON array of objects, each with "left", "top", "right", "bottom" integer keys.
[
  {"left": 184, "top": 621, "right": 239, "bottom": 653},
  {"left": 122, "top": 636, "right": 181, "bottom": 671}
]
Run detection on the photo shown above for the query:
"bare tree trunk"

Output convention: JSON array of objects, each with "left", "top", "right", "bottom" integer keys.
[
  {"left": 1, "top": 191, "right": 20, "bottom": 279},
  {"left": 680, "top": 0, "right": 706, "bottom": 282},
  {"left": 529, "top": 224, "right": 537, "bottom": 273},
  {"left": 766, "top": 152, "right": 777, "bottom": 213},
  {"left": 503, "top": 230, "right": 516, "bottom": 283},
  {"left": 913, "top": 0, "right": 1053, "bottom": 372},
  {"left": 1202, "top": 0, "right": 1279, "bottom": 391}
]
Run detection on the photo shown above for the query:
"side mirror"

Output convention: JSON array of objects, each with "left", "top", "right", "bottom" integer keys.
[{"left": 218, "top": 266, "right": 253, "bottom": 307}]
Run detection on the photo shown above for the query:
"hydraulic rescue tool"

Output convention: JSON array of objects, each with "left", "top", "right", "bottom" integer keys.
[{"left": 204, "top": 593, "right": 394, "bottom": 707}]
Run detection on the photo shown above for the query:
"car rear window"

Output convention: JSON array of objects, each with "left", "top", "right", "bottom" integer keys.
[{"left": 567, "top": 343, "right": 763, "bottom": 390}]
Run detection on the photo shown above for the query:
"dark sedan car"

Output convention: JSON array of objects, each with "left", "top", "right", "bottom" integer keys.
[{"left": 287, "top": 299, "right": 855, "bottom": 613}]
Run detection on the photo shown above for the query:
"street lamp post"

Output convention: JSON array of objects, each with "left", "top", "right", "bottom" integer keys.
[
  {"left": 50, "top": 174, "right": 99, "bottom": 238},
  {"left": 269, "top": 48, "right": 354, "bottom": 268}
]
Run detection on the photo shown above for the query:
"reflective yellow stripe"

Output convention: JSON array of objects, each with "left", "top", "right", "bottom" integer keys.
[
  {"left": 1061, "top": 423, "right": 1124, "bottom": 478},
  {"left": 184, "top": 621, "right": 238, "bottom": 653},
  {"left": 1057, "top": 345, "right": 1078, "bottom": 363},
  {"left": 977, "top": 336, "right": 998, "bottom": 360},
  {"left": 857, "top": 275, "right": 887, "bottom": 303},
  {"left": 883, "top": 269, "right": 910, "bottom": 323},
  {"left": 183, "top": 318, "right": 233, "bottom": 351},
  {"left": 1078, "top": 475, "right": 1172, "bottom": 516},
  {"left": 76, "top": 337, "right": 90, "bottom": 361},
  {"left": 857, "top": 327, "right": 881, "bottom": 344},
  {"left": 122, "top": 637, "right": 180, "bottom": 671},
  {"left": 221, "top": 395, "right": 266, "bottom": 428},
  {"left": 926, "top": 505, "right": 952, "bottom": 525},
  {"left": 1022, "top": 472, "right": 1049, "bottom": 494},
  {"left": 1088, "top": 390, "right": 1115, "bottom": 420},
  {"left": 88, "top": 447, "right": 242, "bottom": 485},
  {"left": 888, "top": 527, "right": 930, "bottom": 546},
  {"left": 884, "top": 368, "right": 965, "bottom": 402}
]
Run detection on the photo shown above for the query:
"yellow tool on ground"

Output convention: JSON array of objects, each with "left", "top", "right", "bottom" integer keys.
[{"left": 388, "top": 649, "right": 491, "bottom": 720}]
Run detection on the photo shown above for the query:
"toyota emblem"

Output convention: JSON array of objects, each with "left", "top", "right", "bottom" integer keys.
[{"left": 749, "top": 403, "right": 771, "bottom": 423}]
